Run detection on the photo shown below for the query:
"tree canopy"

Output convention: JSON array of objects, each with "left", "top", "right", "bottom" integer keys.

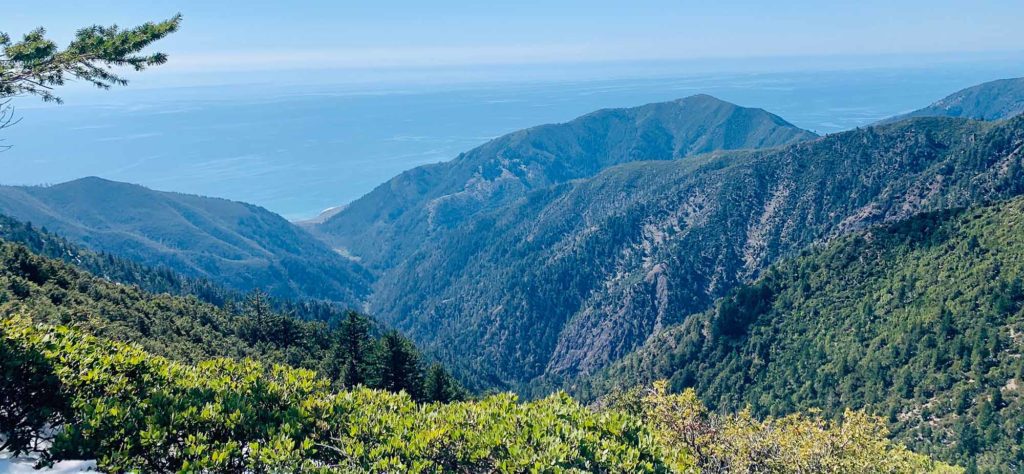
[
  {"left": 0, "top": 229, "right": 463, "bottom": 403},
  {"left": 0, "top": 15, "right": 181, "bottom": 103}
]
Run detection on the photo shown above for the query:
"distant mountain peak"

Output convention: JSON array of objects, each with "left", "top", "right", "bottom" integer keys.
[
  {"left": 56, "top": 176, "right": 128, "bottom": 189},
  {"left": 677, "top": 93, "right": 729, "bottom": 103},
  {"left": 880, "top": 77, "right": 1024, "bottom": 123},
  {"left": 69, "top": 175, "right": 113, "bottom": 184},
  {"left": 314, "top": 96, "right": 816, "bottom": 268}
]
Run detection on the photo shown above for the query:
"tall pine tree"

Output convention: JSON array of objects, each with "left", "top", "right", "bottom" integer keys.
[
  {"left": 423, "top": 363, "right": 463, "bottom": 403},
  {"left": 335, "top": 311, "right": 372, "bottom": 388},
  {"left": 373, "top": 330, "right": 423, "bottom": 400}
]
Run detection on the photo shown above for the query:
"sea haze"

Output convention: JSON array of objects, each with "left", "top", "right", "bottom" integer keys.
[{"left": 3, "top": 60, "right": 1023, "bottom": 220}]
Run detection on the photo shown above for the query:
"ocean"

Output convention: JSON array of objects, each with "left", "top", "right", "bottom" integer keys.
[{"left": 4, "top": 59, "right": 1024, "bottom": 220}]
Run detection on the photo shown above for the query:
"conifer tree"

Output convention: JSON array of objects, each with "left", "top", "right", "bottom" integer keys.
[
  {"left": 373, "top": 330, "right": 424, "bottom": 399},
  {"left": 0, "top": 15, "right": 181, "bottom": 103},
  {"left": 335, "top": 311, "right": 372, "bottom": 388},
  {"left": 423, "top": 363, "right": 463, "bottom": 403},
  {"left": 240, "top": 289, "right": 284, "bottom": 344}
]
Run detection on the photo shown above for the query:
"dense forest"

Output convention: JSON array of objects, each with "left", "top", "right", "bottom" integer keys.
[
  {"left": 6, "top": 11, "right": 1021, "bottom": 473},
  {"left": 368, "top": 113, "right": 1024, "bottom": 391},
  {"left": 0, "top": 213, "right": 963, "bottom": 472},
  {"left": 585, "top": 198, "right": 1024, "bottom": 472},
  {"left": 0, "top": 226, "right": 462, "bottom": 403},
  {"left": 0, "top": 213, "right": 362, "bottom": 327},
  {"left": 3, "top": 100, "right": 1022, "bottom": 473}
]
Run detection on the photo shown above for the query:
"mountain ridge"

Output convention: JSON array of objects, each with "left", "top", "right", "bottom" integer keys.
[
  {"left": 0, "top": 177, "right": 372, "bottom": 305},
  {"left": 881, "top": 77, "right": 1024, "bottom": 123},
  {"left": 367, "top": 115, "right": 1024, "bottom": 390},
  {"left": 312, "top": 94, "right": 818, "bottom": 270},
  {"left": 584, "top": 197, "right": 1024, "bottom": 471}
]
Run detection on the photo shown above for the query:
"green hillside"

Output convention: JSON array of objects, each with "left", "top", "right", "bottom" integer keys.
[
  {"left": 369, "top": 115, "right": 1024, "bottom": 390},
  {"left": 588, "top": 198, "right": 1024, "bottom": 472},
  {"left": 314, "top": 94, "right": 816, "bottom": 270},
  {"left": 0, "top": 234, "right": 459, "bottom": 402},
  {"left": 4, "top": 11, "right": 1018, "bottom": 472},
  {"left": 4, "top": 71, "right": 1024, "bottom": 471},
  {"left": 0, "top": 212, "right": 357, "bottom": 327},
  {"left": 0, "top": 177, "right": 371, "bottom": 304},
  {"left": 882, "top": 77, "right": 1024, "bottom": 123}
]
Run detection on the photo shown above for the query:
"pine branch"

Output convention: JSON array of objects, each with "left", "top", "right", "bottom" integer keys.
[{"left": 0, "top": 14, "right": 181, "bottom": 103}]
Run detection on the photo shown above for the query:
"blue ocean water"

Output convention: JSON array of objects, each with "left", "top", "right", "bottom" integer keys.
[{"left": 4, "top": 60, "right": 1024, "bottom": 219}]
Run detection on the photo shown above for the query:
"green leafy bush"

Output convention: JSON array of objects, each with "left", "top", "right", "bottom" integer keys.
[
  {"left": 1, "top": 317, "right": 956, "bottom": 473},
  {"left": 607, "top": 381, "right": 960, "bottom": 474},
  {"left": 0, "top": 317, "right": 675, "bottom": 472}
]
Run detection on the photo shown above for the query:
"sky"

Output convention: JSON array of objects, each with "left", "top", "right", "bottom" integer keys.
[{"left": 4, "top": 0, "right": 1024, "bottom": 83}]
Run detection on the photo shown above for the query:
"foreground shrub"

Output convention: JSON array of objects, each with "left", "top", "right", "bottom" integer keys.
[
  {"left": 607, "top": 381, "right": 961, "bottom": 474},
  {"left": 1, "top": 317, "right": 958, "bottom": 473},
  {"left": 0, "top": 316, "right": 674, "bottom": 472}
]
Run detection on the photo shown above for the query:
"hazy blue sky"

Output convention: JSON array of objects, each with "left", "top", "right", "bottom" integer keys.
[{"left": 6, "top": 1, "right": 1023, "bottom": 78}]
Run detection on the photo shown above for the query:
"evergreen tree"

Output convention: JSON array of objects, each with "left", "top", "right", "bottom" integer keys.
[
  {"left": 423, "top": 363, "right": 463, "bottom": 403},
  {"left": 240, "top": 289, "right": 275, "bottom": 342},
  {"left": 0, "top": 15, "right": 181, "bottom": 103},
  {"left": 335, "top": 311, "right": 372, "bottom": 388},
  {"left": 373, "top": 330, "right": 424, "bottom": 400}
]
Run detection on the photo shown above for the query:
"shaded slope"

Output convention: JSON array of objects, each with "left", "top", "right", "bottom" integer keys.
[
  {"left": 0, "top": 234, "right": 340, "bottom": 369},
  {"left": 0, "top": 177, "right": 371, "bottom": 304},
  {"left": 370, "top": 116, "right": 1024, "bottom": 389},
  {"left": 0, "top": 212, "right": 357, "bottom": 326},
  {"left": 314, "top": 95, "right": 817, "bottom": 269}
]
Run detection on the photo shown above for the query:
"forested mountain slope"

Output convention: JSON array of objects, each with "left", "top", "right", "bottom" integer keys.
[
  {"left": 313, "top": 95, "right": 817, "bottom": 269},
  {"left": 0, "top": 216, "right": 953, "bottom": 472},
  {"left": 0, "top": 177, "right": 371, "bottom": 304},
  {"left": 0, "top": 235, "right": 329, "bottom": 367},
  {"left": 371, "top": 115, "right": 1024, "bottom": 390},
  {"left": 589, "top": 198, "right": 1024, "bottom": 472},
  {"left": 882, "top": 77, "right": 1024, "bottom": 123},
  {"left": 0, "top": 213, "right": 353, "bottom": 326},
  {"left": 0, "top": 234, "right": 460, "bottom": 400}
]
